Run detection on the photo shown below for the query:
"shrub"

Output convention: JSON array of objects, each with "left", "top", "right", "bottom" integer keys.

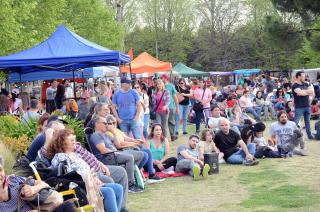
[
  {"left": 63, "top": 115, "right": 85, "bottom": 145},
  {"left": 0, "top": 135, "right": 31, "bottom": 154},
  {"left": 0, "top": 115, "right": 38, "bottom": 142},
  {"left": 0, "top": 141, "right": 15, "bottom": 174}
]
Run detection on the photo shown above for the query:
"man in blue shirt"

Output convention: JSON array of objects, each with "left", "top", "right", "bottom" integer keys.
[{"left": 111, "top": 78, "right": 142, "bottom": 139}]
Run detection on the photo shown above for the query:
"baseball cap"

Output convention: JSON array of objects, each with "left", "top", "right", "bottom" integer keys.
[
  {"left": 120, "top": 77, "right": 132, "bottom": 84},
  {"left": 160, "top": 74, "right": 169, "bottom": 80}
]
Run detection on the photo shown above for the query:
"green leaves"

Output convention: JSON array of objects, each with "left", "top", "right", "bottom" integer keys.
[{"left": 0, "top": 0, "right": 124, "bottom": 57}]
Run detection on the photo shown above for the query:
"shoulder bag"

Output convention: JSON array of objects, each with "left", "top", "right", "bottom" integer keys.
[
  {"left": 150, "top": 91, "right": 165, "bottom": 120},
  {"left": 193, "top": 89, "right": 205, "bottom": 112}
]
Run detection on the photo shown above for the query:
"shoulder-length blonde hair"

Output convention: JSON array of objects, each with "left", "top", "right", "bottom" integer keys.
[
  {"left": 155, "top": 79, "right": 165, "bottom": 92},
  {"left": 200, "top": 129, "right": 214, "bottom": 142},
  {"left": 46, "top": 129, "right": 74, "bottom": 159}
]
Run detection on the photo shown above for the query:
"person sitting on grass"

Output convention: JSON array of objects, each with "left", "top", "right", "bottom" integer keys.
[
  {"left": 270, "top": 110, "right": 306, "bottom": 156},
  {"left": 241, "top": 122, "right": 279, "bottom": 158},
  {"left": 176, "top": 134, "right": 210, "bottom": 180},
  {"left": 213, "top": 118, "right": 259, "bottom": 166},
  {"left": 197, "top": 129, "right": 224, "bottom": 163},
  {"left": 145, "top": 123, "right": 177, "bottom": 172}
]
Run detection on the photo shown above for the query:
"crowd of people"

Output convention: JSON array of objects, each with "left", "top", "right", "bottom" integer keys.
[{"left": 0, "top": 71, "right": 320, "bottom": 211}]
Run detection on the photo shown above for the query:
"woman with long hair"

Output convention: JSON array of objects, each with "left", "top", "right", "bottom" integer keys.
[
  {"left": 272, "top": 88, "right": 286, "bottom": 111},
  {"left": 47, "top": 129, "right": 123, "bottom": 212},
  {"left": 175, "top": 78, "right": 191, "bottom": 135},
  {"left": 193, "top": 79, "right": 212, "bottom": 134},
  {"left": 54, "top": 83, "right": 65, "bottom": 110},
  {"left": 146, "top": 123, "right": 177, "bottom": 172},
  {"left": 151, "top": 79, "right": 170, "bottom": 137},
  {"left": 0, "top": 94, "right": 10, "bottom": 115}
]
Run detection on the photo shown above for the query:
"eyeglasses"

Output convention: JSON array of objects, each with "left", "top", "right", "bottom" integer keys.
[
  {"left": 107, "top": 122, "right": 115, "bottom": 125},
  {"left": 134, "top": 86, "right": 140, "bottom": 89}
]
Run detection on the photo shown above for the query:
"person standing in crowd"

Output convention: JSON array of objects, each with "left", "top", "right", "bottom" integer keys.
[
  {"left": 21, "top": 98, "right": 40, "bottom": 125},
  {"left": 45, "top": 80, "right": 57, "bottom": 113},
  {"left": 160, "top": 74, "right": 179, "bottom": 141},
  {"left": 54, "top": 82, "right": 65, "bottom": 110},
  {"left": 140, "top": 83, "right": 150, "bottom": 139},
  {"left": 292, "top": 71, "right": 315, "bottom": 140},
  {"left": 151, "top": 79, "right": 170, "bottom": 137},
  {"left": 146, "top": 123, "right": 177, "bottom": 172},
  {"left": 111, "top": 77, "right": 142, "bottom": 139},
  {"left": 77, "top": 91, "right": 92, "bottom": 121},
  {"left": 193, "top": 79, "right": 212, "bottom": 134},
  {"left": 175, "top": 78, "right": 191, "bottom": 135},
  {"left": 10, "top": 89, "right": 23, "bottom": 116},
  {"left": 133, "top": 83, "right": 145, "bottom": 139}
]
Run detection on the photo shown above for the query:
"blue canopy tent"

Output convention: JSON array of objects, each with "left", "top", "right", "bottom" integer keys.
[
  {"left": 8, "top": 67, "right": 104, "bottom": 83},
  {"left": 233, "top": 69, "right": 261, "bottom": 84},
  {"left": 233, "top": 69, "right": 261, "bottom": 75},
  {"left": 0, "top": 24, "right": 130, "bottom": 74}
]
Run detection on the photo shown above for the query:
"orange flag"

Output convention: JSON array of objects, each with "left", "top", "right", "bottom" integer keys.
[{"left": 128, "top": 48, "right": 134, "bottom": 61}]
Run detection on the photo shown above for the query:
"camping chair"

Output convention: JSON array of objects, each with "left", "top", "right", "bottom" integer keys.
[
  {"left": 29, "top": 161, "right": 95, "bottom": 212},
  {"left": 84, "top": 127, "right": 119, "bottom": 166}
]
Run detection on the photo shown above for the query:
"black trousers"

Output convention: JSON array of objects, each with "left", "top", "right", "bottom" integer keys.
[{"left": 154, "top": 157, "right": 177, "bottom": 172}]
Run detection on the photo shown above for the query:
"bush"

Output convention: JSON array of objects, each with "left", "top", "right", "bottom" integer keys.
[
  {"left": 0, "top": 141, "right": 15, "bottom": 174},
  {"left": 0, "top": 115, "right": 38, "bottom": 142},
  {"left": 63, "top": 115, "right": 85, "bottom": 145},
  {"left": 0, "top": 135, "right": 31, "bottom": 154}
]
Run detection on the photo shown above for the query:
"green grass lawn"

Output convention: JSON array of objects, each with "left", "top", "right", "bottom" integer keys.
[{"left": 128, "top": 121, "right": 320, "bottom": 212}]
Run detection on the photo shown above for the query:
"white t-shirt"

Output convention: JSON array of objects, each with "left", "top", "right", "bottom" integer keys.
[
  {"left": 270, "top": 121, "right": 297, "bottom": 145},
  {"left": 142, "top": 93, "right": 150, "bottom": 114},
  {"left": 12, "top": 98, "right": 22, "bottom": 115},
  {"left": 208, "top": 117, "right": 222, "bottom": 130}
]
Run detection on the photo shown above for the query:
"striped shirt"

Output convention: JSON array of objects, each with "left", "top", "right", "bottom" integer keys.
[{"left": 0, "top": 175, "right": 34, "bottom": 212}]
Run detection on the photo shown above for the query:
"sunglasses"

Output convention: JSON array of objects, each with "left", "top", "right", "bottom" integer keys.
[{"left": 134, "top": 86, "right": 140, "bottom": 89}]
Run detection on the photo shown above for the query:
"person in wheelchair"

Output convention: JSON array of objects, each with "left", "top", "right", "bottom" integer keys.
[{"left": 46, "top": 129, "right": 123, "bottom": 212}]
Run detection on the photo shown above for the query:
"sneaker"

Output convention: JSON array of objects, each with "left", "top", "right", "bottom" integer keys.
[
  {"left": 171, "top": 136, "right": 178, "bottom": 141},
  {"left": 243, "top": 159, "right": 259, "bottom": 166},
  {"left": 202, "top": 164, "right": 210, "bottom": 179},
  {"left": 147, "top": 174, "right": 165, "bottom": 184},
  {"left": 183, "top": 132, "right": 188, "bottom": 135},
  {"left": 128, "top": 185, "right": 143, "bottom": 193},
  {"left": 192, "top": 165, "right": 201, "bottom": 181},
  {"left": 293, "top": 148, "right": 308, "bottom": 156},
  {"left": 308, "top": 135, "right": 315, "bottom": 140}
]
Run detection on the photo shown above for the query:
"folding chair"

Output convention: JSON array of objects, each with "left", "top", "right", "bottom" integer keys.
[{"left": 29, "top": 161, "right": 95, "bottom": 212}]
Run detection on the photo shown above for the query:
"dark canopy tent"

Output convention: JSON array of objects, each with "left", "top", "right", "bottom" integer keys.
[
  {"left": 173, "top": 63, "right": 209, "bottom": 77},
  {"left": 0, "top": 24, "right": 130, "bottom": 74}
]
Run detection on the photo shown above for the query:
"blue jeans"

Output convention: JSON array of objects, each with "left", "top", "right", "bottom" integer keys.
[
  {"left": 294, "top": 107, "right": 312, "bottom": 138},
  {"left": 245, "top": 107, "right": 261, "bottom": 120},
  {"left": 139, "top": 147, "right": 155, "bottom": 175},
  {"left": 227, "top": 143, "right": 256, "bottom": 164},
  {"left": 143, "top": 113, "right": 150, "bottom": 139},
  {"left": 175, "top": 104, "right": 189, "bottom": 133},
  {"left": 100, "top": 183, "right": 123, "bottom": 212},
  {"left": 119, "top": 119, "right": 141, "bottom": 139}
]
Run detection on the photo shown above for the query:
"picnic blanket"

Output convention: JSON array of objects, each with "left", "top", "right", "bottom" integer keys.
[{"left": 143, "top": 171, "right": 187, "bottom": 178}]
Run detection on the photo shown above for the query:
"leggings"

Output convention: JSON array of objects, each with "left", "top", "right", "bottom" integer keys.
[{"left": 154, "top": 157, "right": 177, "bottom": 172}]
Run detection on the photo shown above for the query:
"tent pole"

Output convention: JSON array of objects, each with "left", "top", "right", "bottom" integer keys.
[
  {"left": 82, "top": 71, "right": 85, "bottom": 89},
  {"left": 129, "top": 63, "right": 132, "bottom": 80}
]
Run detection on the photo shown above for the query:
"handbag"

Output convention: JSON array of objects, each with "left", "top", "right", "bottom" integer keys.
[
  {"left": 12, "top": 151, "right": 34, "bottom": 177},
  {"left": 177, "top": 86, "right": 185, "bottom": 103},
  {"left": 193, "top": 89, "right": 206, "bottom": 112},
  {"left": 150, "top": 91, "right": 166, "bottom": 120},
  {"left": 18, "top": 177, "right": 63, "bottom": 212}
]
